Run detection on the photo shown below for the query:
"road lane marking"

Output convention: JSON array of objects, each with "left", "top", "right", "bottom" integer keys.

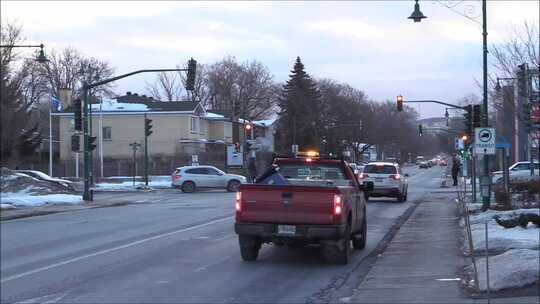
[
  {"left": 436, "top": 278, "right": 461, "bottom": 281},
  {"left": 1, "top": 215, "right": 234, "bottom": 283}
]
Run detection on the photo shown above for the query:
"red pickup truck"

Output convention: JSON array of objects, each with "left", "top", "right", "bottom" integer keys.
[{"left": 234, "top": 156, "right": 372, "bottom": 264}]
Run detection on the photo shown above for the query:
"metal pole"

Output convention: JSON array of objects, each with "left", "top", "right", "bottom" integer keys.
[
  {"left": 132, "top": 145, "right": 136, "bottom": 186},
  {"left": 99, "top": 97, "right": 104, "bottom": 180},
  {"left": 472, "top": 153, "right": 477, "bottom": 203},
  {"left": 75, "top": 152, "right": 79, "bottom": 178},
  {"left": 481, "top": 0, "right": 491, "bottom": 210},
  {"left": 82, "top": 84, "right": 91, "bottom": 201},
  {"left": 89, "top": 94, "right": 93, "bottom": 185},
  {"left": 49, "top": 104, "right": 53, "bottom": 176},
  {"left": 485, "top": 221, "right": 491, "bottom": 302},
  {"left": 144, "top": 113, "right": 149, "bottom": 186}
]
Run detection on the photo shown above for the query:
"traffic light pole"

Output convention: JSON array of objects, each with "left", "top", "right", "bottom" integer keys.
[
  {"left": 144, "top": 113, "right": 149, "bottom": 186},
  {"left": 81, "top": 68, "right": 188, "bottom": 201}
]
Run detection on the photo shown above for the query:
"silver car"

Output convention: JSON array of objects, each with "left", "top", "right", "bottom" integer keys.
[
  {"left": 358, "top": 162, "right": 408, "bottom": 202},
  {"left": 171, "top": 165, "right": 247, "bottom": 193}
]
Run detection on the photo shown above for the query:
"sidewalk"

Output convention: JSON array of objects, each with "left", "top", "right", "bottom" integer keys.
[{"left": 348, "top": 191, "right": 539, "bottom": 303}]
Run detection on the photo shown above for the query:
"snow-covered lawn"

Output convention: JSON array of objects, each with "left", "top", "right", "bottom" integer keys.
[
  {"left": 469, "top": 249, "right": 539, "bottom": 291},
  {"left": 462, "top": 204, "right": 540, "bottom": 292},
  {"left": 1, "top": 193, "right": 83, "bottom": 208}
]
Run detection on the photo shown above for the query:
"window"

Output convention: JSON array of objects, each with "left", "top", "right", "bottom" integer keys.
[
  {"left": 103, "top": 127, "right": 112, "bottom": 140},
  {"left": 190, "top": 117, "right": 199, "bottom": 133},
  {"left": 363, "top": 165, "right": 397, "bottom": 174},
  {"left": 186, "top": 168, "right": 206, "bottom": 174}
]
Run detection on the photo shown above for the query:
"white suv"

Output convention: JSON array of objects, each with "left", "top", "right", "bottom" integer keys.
[
  {"left": 359, "top": 162, "right": 408, "bottom": 202},
  {"left": 491, "top": 161, "right": 539, "bottom": 184},
  {"left": 171, "top": 165, "right": 247, "bottom": 193}
]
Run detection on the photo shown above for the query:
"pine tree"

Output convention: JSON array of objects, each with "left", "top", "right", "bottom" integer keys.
[{"left": 277, "top": 57, "right": 322, "bottom": 152}]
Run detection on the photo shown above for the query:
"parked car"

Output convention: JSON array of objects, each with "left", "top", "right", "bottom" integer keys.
[
  {"left": 439, "top": 159, "right": 448, "bottom": 166},
  {"left": 234, "top": 155, "right": 371, "bottom": 264},
  {"left": 359, "top": 162, "right": 408, "bottom": 202},
  {"left": 171, "top": 165, "right": 247, "bottom": 192},
  {"left": 491, "top": 161, "right": 539, "bottom": 184},
  {"left": 14, "top": 170, "right": 75, "bottom": 190}
]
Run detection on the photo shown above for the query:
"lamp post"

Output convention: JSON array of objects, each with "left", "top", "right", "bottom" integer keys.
[{"left": 408, "top": 0, "right": 491, "bottom": 210}]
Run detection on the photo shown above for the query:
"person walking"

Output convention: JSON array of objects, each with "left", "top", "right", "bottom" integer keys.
[{"left": 451, "top": 156, "right": 460, "bottom": 186}]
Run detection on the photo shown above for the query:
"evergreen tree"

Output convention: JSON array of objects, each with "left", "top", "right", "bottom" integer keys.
[{"left": 277, "top": 57, "right": 322, "bottom": 152}]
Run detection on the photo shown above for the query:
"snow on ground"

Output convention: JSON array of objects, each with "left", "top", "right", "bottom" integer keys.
[
  {"left": 1, "top": 193, "right": 83, "bottom": 208},
  {"left": 95, "top": 176, "right": 172, "bottom": 190},
  {"left": 469, "top": 221, "right": 539, "bottom": 254},
  {"left": 470, "top": 249, "right": 539, "bottom": 291}
]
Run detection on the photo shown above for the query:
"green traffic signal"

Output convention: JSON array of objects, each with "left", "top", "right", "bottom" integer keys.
[{"left": 145, "top": 118, "right": 153, "bottom": 137}]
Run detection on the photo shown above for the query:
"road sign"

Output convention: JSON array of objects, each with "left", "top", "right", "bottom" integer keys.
[
  {"left": 191, "top": 154, "right": 199, "bottom": 166},
  {"left": 474, "top": 128, "right": 496, "bottom": 155}
]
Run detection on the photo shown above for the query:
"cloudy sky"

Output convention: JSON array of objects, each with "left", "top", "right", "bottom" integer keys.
[{"left": 3, "top": 1, "right": 538, "bottom": 118}]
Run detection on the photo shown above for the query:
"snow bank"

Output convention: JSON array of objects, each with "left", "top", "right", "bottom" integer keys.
[
  {"left": 95, "top": 177, "right": 170, "bottom": 190},
  {"left": 471, "top": 249, "right": 539, "bottom": 291},
  {"left": 470, "top": 221, "right": 539, "bottom": 254},
  {"left": 1, "top": 193, "right": 82, "bottom": 207}
]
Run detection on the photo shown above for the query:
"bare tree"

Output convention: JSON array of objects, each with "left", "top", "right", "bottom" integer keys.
[
  {"left": 205, "top": 56, "right": 278, "bottom": 120},
  {"left": 146, "top": 71, "right": 183, "bottom": 102}
]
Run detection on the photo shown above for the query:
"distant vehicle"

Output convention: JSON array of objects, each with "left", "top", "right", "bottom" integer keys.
[
  {"left": 171, "top": 165, "right": 247, "bottom": 192},
  {"left": 491, "top": 161, "right": 539, "bottom": 184},
  {"left": 359, "top": 162, "right": 409, "bottom": 202},
  {"left": 14, "top": 170, "right": 75, "bottom": 190},
  {"left": 234, "top": 153, "right": 371, "bottom": 264},
  {"left": 439, "top": 159, "right": 448, "bottom": 166},
  {"left": 415, "top": 156, "right": 424, "bottom": 165},
  {"left": 418, "top": 161, "right": 429, "bottom": 169}
]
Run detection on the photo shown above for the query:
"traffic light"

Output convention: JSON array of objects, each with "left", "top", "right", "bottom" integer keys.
[
  {"left": 516, "top": 63, "right": 528, "bottom": 99},
  {"left": 397, "top": 95, "right": 403, "bottom": 112},
  {"left": 145, "top": 118, "right": 153, "bottom": 137},
  {"left": 245, "top": 123, "right": 252, "bottom": 131},
  {"left": 71, "top": 134, "right": 80, "bottom": 152},
  {"left": 418, "top": 124, "right": 423, "bottom": 136},
  {"left": 463, "top": 104, "right": 473, "bottom": 139},
  {"left": 73, "top": 98, "right": 82, "bottom": 131},
  {"left": 462, "top": 134, "right": 469, "bottom": 142},
  {"left": 88, "top": 136, "right": 97, "bottom": 151},
  {"left": 234, "top": 142, "right": 241, "bottom": 153},
  {"left": 186, "top": 58, "right": 197, "bottom": 91},
  {"left": 473, "top": 104, "right": 481, "bottom": 129},
  {"left": 522, "top": 103, "right": 531, "bottom": 133}
]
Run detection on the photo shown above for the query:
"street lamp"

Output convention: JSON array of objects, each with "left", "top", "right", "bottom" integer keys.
[
  {"left": 408, "top": 0, "right": 427, "bottom": 22},
  {"left": 408, "top": 0, "right": 491, "bottom": 211},
  {"left": 0, "top": 43, "right": 49, "bottom": 63}
]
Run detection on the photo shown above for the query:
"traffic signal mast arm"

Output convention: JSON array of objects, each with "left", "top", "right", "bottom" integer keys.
[{"left": 399, "top": 99, "right": 468, "bottom": 110}]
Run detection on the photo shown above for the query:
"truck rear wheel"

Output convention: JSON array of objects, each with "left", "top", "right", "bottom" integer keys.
[
  {"left": 239, "top": 235, "right": 260, "bottom": 261},
  {"left": 324, "top": 223, "right": 351, "bottom": 265},
  {"left": 352, "top": 216, "right": 367, "bottom": 250}
]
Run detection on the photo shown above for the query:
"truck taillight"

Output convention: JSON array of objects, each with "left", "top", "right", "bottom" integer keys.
[
  {"left": 389, "top": 174, "right": 401, "bottom": 181},
  {"left": 174, "top": 174, "right": 182, "bottom": 180},
  {"left": 235, "top": 192, "right": 242, "bottom": 212},
  {"left": 333, "top": 194, "right": 343, "bottom": 215}
]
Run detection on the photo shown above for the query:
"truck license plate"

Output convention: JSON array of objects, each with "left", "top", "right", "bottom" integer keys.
[
  {"left": 375, "top": 178, "right": 384, "bottom": 182},
  {"left": 278, "top": 225, "right": 296, "bottom": 235}
]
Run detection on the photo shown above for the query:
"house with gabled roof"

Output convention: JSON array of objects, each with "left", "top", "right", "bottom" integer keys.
[{"left": 53, "top": 92, "right": 275, "bottom": 177}]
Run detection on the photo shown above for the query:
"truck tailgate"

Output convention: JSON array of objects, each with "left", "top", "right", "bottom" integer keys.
[{"left": 237, "top": 185, "right": 338, "bottom": 225}]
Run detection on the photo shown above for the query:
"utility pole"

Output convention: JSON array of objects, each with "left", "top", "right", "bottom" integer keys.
[{"left": 480, "top": 0, "right": 491, "bottom": 211}]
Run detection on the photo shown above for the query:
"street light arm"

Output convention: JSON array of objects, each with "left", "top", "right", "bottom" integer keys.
[
  {"left": 404, "top": 99, "right": 467, "bottom": 110},
  {"left": 0, "top": 44, "right": 44, "bottom": 48},
  {"left": 85, "top": 68, "right": 187, "bottom": 89}
]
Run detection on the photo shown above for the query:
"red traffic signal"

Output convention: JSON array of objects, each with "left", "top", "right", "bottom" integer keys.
[{"left": 397, "top": 95, "right": 403, "bottom": 111}]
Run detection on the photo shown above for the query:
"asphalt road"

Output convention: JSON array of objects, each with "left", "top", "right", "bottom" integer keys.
[{"left": 1, "top": 165, "right": 448, "bottom": 303}]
